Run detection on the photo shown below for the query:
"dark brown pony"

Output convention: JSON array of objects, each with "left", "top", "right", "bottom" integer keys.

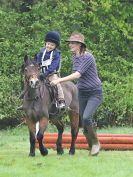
[{"left": 21, "top": 55, "right": 79, "bottom": 156}]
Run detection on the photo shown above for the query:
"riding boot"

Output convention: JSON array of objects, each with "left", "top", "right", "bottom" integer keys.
[
  {"left": 83, "top": 131, "right": 92, "bottom": 150},
  {"left": 85, "top": 125, "right": 100, "bottom": 156},
  {"left": 16, "top": 105, "right": 23, "bottom": 110}
]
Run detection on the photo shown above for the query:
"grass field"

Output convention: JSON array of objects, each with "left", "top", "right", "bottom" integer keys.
[{"left": 0, "top": 125, "right": 133, "bottom": 177}]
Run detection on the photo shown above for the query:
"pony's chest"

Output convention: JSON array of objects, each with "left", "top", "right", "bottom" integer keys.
[{"left": 24, "top": 100, "right": 48, "bottom": 120}]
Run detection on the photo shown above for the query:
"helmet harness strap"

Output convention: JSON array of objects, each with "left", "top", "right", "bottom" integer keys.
[{"left": 41, "top": 49, "right": 53, "bottom": 73}]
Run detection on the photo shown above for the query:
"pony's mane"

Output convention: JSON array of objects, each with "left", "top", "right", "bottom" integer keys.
[{"left": 26, "top": 58, "right": 37, "bottom": 66}]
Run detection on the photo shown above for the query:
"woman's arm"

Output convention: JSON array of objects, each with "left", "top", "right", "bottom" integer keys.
[{"left": 50, "top": 71, "right": 81, "bottom": 85}]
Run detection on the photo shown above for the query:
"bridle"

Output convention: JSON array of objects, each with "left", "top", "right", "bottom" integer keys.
[{"left": 24, "top": 64, "right": 40, "bottom": 89}]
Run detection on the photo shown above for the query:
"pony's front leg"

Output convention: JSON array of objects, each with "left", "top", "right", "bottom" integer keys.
[
  {"left": 26, "top": 118, "right": 36, "bottom": 157},
  {"left": 29, "top": 131, "right": 36, "bottom": 157},
  {"left": 69, "top": 111, "right": 79, "bottom": 155},
  {"left": 50, "top": 118, "right": 64, "bottom": 155},
  {"left": 37, "top": 117, "right": 48, "bottom": 156}
]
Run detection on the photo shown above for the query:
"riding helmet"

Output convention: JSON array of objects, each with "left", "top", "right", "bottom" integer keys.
[{"left": 45, "top": 31, "right": 60, "bottom": 46}]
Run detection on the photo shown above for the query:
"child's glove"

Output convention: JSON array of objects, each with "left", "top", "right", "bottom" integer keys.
[{"left": 39, "top": 73, "right": 46, "bottom": 81}]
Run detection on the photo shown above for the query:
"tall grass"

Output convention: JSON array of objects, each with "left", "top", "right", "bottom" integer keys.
[{"left": 0, "top": 125, "right": 133, "bottom": 177}]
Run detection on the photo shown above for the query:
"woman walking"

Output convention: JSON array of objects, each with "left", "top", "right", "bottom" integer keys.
[{"left": 51, "top": 32, "right": 103, "bottom": 156}]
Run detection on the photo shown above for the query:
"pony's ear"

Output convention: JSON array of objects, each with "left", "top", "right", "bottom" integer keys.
[{"left": 24, "top": 55, "right": 28, "bottom": 63}]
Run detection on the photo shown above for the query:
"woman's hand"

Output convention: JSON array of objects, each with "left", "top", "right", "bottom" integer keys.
[
  {"left": 50, "top": 71, "right": 80, "bottom": 86},
  {"left": 50, "top": 79, "right": 60, "bottom": 86}
]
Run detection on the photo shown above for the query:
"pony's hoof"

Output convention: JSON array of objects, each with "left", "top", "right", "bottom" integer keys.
[
  {"left": 57, "top": 147, "right": 64, "bottom": 155},
  {"left": 69, "top": 149, "right": 75, "bottom": 155},
  {"left": 57, "top": 149, "right": 64, "bottom": 155},
  {"left": 40, "top": 149, "right": 48, "bottom": 156},
  {"left": 29, "top": 152, "right": 35, "bottom": 157}
]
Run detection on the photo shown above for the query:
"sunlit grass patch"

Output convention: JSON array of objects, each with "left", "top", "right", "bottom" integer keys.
[{"left": 0, "top": 125, "right": 133, "bottom": 177}]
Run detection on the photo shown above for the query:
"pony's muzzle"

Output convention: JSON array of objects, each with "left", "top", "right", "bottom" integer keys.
[{"left": 29, "top": 78, "right": 39, "bottom": 88}]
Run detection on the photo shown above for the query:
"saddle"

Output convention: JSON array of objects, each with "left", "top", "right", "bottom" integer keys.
[
  {"left": 44, "top": 79, "right": 62, "bottom": 117},
  {"left": 45, "top": 79, "right": 58, "bottom": 104}
]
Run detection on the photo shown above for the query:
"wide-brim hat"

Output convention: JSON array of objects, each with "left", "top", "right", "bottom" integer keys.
[{"left": 66, "top": 32, "right": 86, "bottom": 47}]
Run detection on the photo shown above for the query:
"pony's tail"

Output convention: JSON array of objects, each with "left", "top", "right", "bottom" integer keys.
[{"left": 79, "top": 115, "right": 83, "bottom": 128}]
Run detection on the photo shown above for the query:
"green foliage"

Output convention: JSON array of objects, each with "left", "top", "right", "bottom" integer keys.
[
  {"left": 96, "top": 75, "right": 133, "bottom": 127},
  {"left": 0, "top": 126, "right": 133, "bottom": 177},
  {"left": 0, "top": 0, "right": 132, "bottom": 126},
  {"left": 0, "top": 75, "right": 21, "bottom": 119}
]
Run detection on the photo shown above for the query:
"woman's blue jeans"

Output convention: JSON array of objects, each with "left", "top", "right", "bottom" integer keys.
[{"left": 78, "top": 86, "right": 103, "bottom": 130}]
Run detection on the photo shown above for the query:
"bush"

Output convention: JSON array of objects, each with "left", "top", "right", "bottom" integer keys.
[{"left": 0, "top": 0, "right": 132, "bottom": 127}]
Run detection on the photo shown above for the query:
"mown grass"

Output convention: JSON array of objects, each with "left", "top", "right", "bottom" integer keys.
[{"left": 0, "top": 125, "right": 133, "bottom": 177}]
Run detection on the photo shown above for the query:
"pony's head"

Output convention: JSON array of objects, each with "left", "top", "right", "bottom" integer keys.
[{"left": 22, "top": 55, "right": 40, "bottom": 88}]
